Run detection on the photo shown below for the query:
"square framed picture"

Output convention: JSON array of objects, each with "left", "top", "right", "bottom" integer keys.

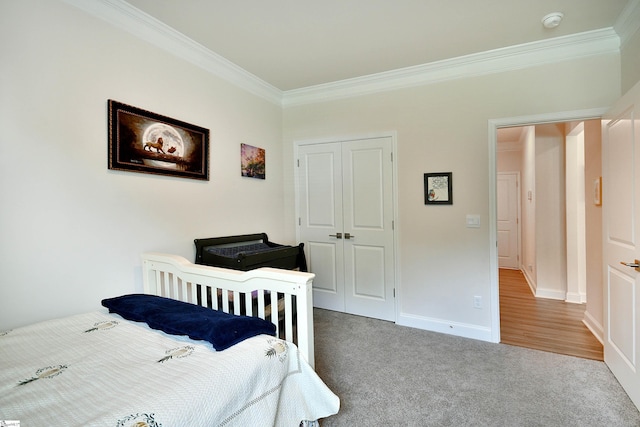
[
  {"left": 241, "top": 143, "right": 265, "bottom": 179},
  {"left": 424, "top": 172, "right": 453, "bottom": 205},
  {"left": 108, "top": 100, "right": 210, "bottom": 180}
]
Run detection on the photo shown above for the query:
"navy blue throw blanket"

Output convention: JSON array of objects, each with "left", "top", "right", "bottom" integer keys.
[{"left": 102, "top": 294, "right": 276, "bottom": 351}]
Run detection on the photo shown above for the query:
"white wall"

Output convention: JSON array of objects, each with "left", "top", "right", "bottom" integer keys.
[
  {"left": 0, "top": 1, "right": 285, "bottom": 329},
  {"left": 565, "top": 123, "right": 587, "bottom": 303},
  {"left": 283, "top": 56, "right": 620, "bottom": 341},
  {"left": 583, "top": 119, "right": 604, "bottom": 340},
  {"left": 521, "top": 127, "right": 537, "bottom": 288},
  {"left": 621, "top": 17, "right": 640, "bottom": 94},
  {"left": 534, "top": 124, "right": 567, "bottom": 299},
  {"left": 496, "top": 149, "right": 522, "bottom": 173}
]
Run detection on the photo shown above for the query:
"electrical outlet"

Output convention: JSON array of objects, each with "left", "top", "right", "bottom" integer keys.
[{"left": 473, "top": 296, "right": 482, "bottom": 309}]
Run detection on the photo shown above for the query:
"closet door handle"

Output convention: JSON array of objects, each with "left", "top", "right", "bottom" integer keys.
[
  {"left": 620, "top": 260, "right": 640, "bottom": 271},
  {"left": 329, "top": 233, "right": 343, "bottom": 239},
  {"left": 344, "top": 233, "right": 354, "bottom": 239}
]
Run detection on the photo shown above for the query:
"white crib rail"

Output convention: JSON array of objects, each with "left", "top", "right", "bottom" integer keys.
[{"left": 141, "top": 252, "right": 316, "bottom": 368}]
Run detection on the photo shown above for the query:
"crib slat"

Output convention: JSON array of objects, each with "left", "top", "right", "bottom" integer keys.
[
  {"left": 188, "top": 281, "right": 197, "bottom": 305},
  {"left": 153, "top": 270, "right": 162, "bottom": 295},
  {"left": 161, "top": 271, "right": 170, "bottom": 297},
  {"left": 212, "top": 287, "right": 219, "bottom": 310},
  {"left": 244, "top": 292, "right": 253, "bottom": 316},
  {"left": 176, "top": 277, "right": 184, "bottom": 300},
  {"left": 233, "top": 290, "right": 240, "bottom": 315},
  {"left": 169, "top": 273, "right": 177, "bottom": 298},
  {"left": 269, "top": 290, "right": 279, "bottom": 337},
  {"left": 181, "top": 278, "right": 187, "bottom": 301},
  {"left": 257, "top": 290, "right": 265, "bottom": 319},
  {"left": 284, "top": 294, "right": 293, "bottom": 342},
  {"left": 199, "top": 284, "right": 207, "bottom": 308},
  {"left": 222, "top": 290, "right": 230, "bottom": 313}
]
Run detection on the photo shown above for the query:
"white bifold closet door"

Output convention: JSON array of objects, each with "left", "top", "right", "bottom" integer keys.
[{"left": 297, "top": 136, "right": 395, "bottom": 322}]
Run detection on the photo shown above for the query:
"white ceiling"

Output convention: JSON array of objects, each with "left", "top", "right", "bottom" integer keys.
[{"left": 125, "top": 0, "right": 630, "bottom": 91}]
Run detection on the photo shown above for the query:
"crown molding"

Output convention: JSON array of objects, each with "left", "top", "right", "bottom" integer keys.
[
  {"left": 62, "top": 0, "right": 283, "bottom": 106},
  {"left": 63, "top": 0, "right": 622, "bottom": 109},
  {"left": 615, "top": 0, "right": 640, "bottom": 47},
  {"left": 282, "top": 28, "right": 620, "bottom": 107}
]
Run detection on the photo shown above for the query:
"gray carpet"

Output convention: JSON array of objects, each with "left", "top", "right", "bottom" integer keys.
[{"left": 313, "top": 308, "right": 640, "bottom": 426}]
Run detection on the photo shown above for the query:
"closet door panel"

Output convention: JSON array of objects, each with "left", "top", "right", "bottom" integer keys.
[
  {"left": 342, "top": 138, "right": 396, "bottom": 321},
  {"left": 298, "top": 143, "right": 345, "bottom": 312}
]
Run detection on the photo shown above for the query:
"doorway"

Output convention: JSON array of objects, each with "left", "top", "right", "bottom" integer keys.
[
  {"left": 488, "top": 109, "right": 607, "bottom": 350},
  {"left": 495, "top": 121, "right": 602, "bottom": 357}
]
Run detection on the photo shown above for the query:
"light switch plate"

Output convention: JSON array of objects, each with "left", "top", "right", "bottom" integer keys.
[{"left": 466, "top": 214, "right": 480, "bottom": 228}]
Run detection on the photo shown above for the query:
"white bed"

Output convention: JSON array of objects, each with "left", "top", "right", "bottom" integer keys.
[{"left": 0, "top": 252, "right": 339, "bottom": 426}]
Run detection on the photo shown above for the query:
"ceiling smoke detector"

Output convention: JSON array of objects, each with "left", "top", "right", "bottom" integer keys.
[{"left": 542, "top": 12, "right": 564, "bottom": 29}]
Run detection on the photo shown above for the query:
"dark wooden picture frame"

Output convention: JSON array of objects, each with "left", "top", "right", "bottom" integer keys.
[
  {"left": 108, "top": 100, "right": 210, "bottom": 180},
  {"left": 424, "top": 172, "right": 453, "bottom": 205}
]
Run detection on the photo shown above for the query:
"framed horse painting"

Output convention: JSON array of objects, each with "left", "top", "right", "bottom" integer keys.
[{"left": 108, "top": 100, "right": 210, "bottom": 180}]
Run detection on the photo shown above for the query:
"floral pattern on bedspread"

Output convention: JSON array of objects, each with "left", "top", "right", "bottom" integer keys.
[
  {"left": 17, "top": 364, "right": 68, "bottom": 386},
  {"left": 0, "top": 310, "right": 339, "bottom": 426},
  {"left": 265, "top": 338, "right": 289, "bottom": 362},
  {"left": 116, "top": 412, "right": 162, "bottom": 427},
  {"left": 157, "top": 345, "right": 195, "bottom": 363},
  {"left": 84, "top": 319, "right": 119, "bottom": 332}
]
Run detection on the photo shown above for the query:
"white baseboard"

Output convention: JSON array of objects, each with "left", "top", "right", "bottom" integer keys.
[
  {"left": 521, "top": 267, "right": 537, "bottom": 295},
  {"left": 583, "top": 310, "right": 604, "bottom": 345},
  {"left": 397, "top": 312, "right": 495, "bottom": 343},
  {"left": 565, "top": 292, "right": 587, "bottom": 304},
  {"left": 519, "top": 266, "right": 581, "bottom": 301},
  {"left": 535, "top": 288, "right": 567, "bottom": 300}
]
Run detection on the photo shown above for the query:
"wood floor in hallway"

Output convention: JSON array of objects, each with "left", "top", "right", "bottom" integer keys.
[{"left": 499, "top": 268, "right": 603, "bottom": 361}]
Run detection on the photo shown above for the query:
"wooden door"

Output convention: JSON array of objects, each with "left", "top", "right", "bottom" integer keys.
[
  {"left": 297, "top": 136, "right": 396, "bottom": 321},
  {"left": 602, "top": 81, "right": 640, "bottom": 409}
]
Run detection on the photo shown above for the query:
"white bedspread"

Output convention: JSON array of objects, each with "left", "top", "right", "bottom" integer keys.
[{"left": 0, "top": 311, "right": 339, "bottom": 426}]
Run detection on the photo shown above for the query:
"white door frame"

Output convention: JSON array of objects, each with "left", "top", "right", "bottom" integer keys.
[
  {"left": 294, "top": 131, "right": 400, "bottom": 321},
  {"left": 488, "top": 108, "right": 608, "bottom": 343}
]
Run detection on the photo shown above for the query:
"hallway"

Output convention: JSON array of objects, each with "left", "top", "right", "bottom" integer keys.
[{"left": 499, "top": 268, "right": 603, "bottom": 361}]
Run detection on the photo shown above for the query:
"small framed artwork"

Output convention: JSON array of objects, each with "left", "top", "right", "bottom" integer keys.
[
  {"left": 108, "top": 100, "right": 209, "bottom": 180},
  {"left": 241, "top": 143, "right": 265, "bottom": 179},
  {"left": 424, "top": 172, "right": 453, "bottom": 205},
  {"left": 594, "top": 176, "right": 602, "bottom": 206}
]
